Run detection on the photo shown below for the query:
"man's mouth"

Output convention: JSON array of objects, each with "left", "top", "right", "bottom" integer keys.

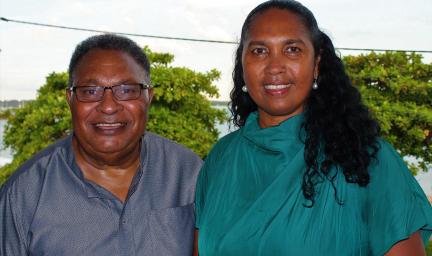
[{"left": 94, "top": 122, "right": 126, "bottom": 129}]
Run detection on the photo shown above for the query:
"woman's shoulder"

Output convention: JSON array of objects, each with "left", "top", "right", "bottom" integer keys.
[
  {"left": 368, "top": 139, "right": 407, "bottom": 178},
  {"left": 200, "top": 129, "right": 243, "bottom": 178},
  {"left": 369, "top": 138, "right": 410, "bottom": 177},
  {"left": 367, "top": 138, "right": 425, "bottom": 197},
  {"left": 365, "top": 138, "right": 432, "bottom": 253},
  {"left": 375, "top": 138, "right": 401, "bottom": 159}
]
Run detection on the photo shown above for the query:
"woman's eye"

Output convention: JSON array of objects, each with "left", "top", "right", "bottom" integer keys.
[
  {"left": 251, "top": 47, "right": 268, "bottom": 55},
  {"left": 285, "top": 47, "right": 301, "bottom": 53}
]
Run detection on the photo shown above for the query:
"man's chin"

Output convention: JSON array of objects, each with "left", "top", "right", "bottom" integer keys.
[
  {"left": 90, "top": 142, "right": 135, "bottom": 155},
  {"left": 76, "top": 138, "right": 136, "bottom": 155}
]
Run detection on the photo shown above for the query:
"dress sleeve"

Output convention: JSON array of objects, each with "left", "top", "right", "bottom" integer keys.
[
  {"left": 194, "top": 154, "right": 211, "bottom": 229},
  {"left": 367, "top": 140, "right": 432, "bottom": 255},
  {"left": 0, "top": 185, "right": 28, "bottom": 255}
]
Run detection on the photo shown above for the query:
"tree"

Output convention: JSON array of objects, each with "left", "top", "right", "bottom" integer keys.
[
  {"left": 0, "top": 47, "right": 226, "bottom": 184},
  {"left": 343, "top": 51, "right": 432, "bottom": 174},
  {"left": 144, "top": 47, "right": 226, "bottom": 157}
]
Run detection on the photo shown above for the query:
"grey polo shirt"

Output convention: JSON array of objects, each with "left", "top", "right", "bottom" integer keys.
[{"left": 0, "top": 132, "right": 202, "bottom": 256}]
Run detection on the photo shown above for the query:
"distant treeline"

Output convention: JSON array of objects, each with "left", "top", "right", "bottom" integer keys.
[
  {"left": 0, "top": 100, "right": 32, "bottom": 109},
  {"left": 0, "top": 100, "right": 33, "bottom": 119},
  {"left": 210, "top": 100, "right": 229, "bottom": 107}
]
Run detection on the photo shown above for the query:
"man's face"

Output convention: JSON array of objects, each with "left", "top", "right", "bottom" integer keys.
[{"left": 67, "top": 49, "right": 153, "bottom": 157}]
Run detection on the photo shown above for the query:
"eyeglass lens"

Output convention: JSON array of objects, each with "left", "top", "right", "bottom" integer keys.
[{"left": 75, "top": 84, "right": 143, "bottom": 102}]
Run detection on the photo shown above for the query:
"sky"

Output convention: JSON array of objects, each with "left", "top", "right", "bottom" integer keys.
[{"left": 0, "top": 0, "right": 431, "bottom": 101}]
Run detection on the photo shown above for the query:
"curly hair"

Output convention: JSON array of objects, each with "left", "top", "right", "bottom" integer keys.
[
  {"left": 68, "top": 34, "right": 150, "bottom": 87},
  {"left": 230, "top": 0, "right": 381, "bottom": 206}
]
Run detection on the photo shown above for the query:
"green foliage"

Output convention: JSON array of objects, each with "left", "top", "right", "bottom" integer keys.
[
  {"left": 0, "top": 109, "right": 13, "bottom": 119},
  {"left": 344, "top": 51, "right": 432, "bottom": 174},
  {"left": 0, "top": 72, "right": 71, "bottom": 183},
  {"left": 145, "top": 47, "right": 226, "bottom": 157},
  {"left": 0, "top": 48, "right": 226, "bottom": 184}
]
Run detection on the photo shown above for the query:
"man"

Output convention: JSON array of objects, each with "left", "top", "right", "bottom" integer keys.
[{"left": 0, "top": 34, "right": 202, "bottom": 255}]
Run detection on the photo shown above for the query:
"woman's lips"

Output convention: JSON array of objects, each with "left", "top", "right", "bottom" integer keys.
[{"left": 264, "top": 84, "right": 292, "bottom": 95}]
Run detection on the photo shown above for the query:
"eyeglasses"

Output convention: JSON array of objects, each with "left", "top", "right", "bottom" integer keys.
[{"left": 69, "top": 83, "right": 151, "bottom": 102}]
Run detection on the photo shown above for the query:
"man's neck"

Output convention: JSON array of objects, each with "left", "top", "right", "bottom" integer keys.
[{"left": 72, "top": 136, "right": 141, "bottom": 203}]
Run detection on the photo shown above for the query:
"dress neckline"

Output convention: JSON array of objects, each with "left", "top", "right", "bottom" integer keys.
[{"left": 241, "top": 112, "right": 305, "bottom": 154}]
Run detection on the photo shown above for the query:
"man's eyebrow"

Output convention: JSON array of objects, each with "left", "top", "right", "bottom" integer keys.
[
  {"left": 81, "top": 78, "right": 100, "bottom": 84},
  {"left": 75, "top": 78, "right": 137, "bottom": 85}
]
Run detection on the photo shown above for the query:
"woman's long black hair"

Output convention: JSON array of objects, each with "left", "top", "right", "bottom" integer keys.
[{"left": 230, "top": 0, "right": 381, "bottom": 206}]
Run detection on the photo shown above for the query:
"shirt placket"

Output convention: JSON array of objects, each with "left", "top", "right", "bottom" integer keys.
[
  {"left": 117, "top": 202, "right": 136, "bottom": 256},
  {"left": 117, "top": 167, "right": 142, "bottom": 256}
]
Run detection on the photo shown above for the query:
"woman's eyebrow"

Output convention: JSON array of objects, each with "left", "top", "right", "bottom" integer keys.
[
  {"left": 247, "top": 40, "right": 267, "bottom": 46},
  {"left": 283, "top": 39, "right": 306, "bottom": 45},
  {"left": 247, "top": 38, "right": 306, "bottom": 46}
]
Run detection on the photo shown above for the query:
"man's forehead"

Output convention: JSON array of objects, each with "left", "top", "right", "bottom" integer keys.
[
  {"left": 73, "top": 51, "right": 146, "bottom": 84},
  {"left": 76, "top": 50, "right": 144, "bottom": 71},
  {"left": 79, "top": 49, "right": 133, "bottom": 64}
]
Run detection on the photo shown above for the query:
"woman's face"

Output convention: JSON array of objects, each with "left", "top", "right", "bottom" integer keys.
[{"left": 242, "top": 8, "right": 319, "bottom": 128}]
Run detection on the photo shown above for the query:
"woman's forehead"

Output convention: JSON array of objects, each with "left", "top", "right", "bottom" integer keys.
[{"left": 245, "top": 8, "right": 311, "bottom": 43}]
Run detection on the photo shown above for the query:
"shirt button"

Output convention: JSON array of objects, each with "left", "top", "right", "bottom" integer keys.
[{"left": 122, "top": 219, "right": 127, "bottom": 224}]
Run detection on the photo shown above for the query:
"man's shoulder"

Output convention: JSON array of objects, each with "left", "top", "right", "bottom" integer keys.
[
  {"left": 144, "top": 132, "right": 202, "bottom": 161},
  {"left": 141, "top": 132, "right": 203, "bottom": 206},
  {"left": 1, "top": 136, "right": 71, "bottom": 193},
  {"left": 142, "top": 132, "right": 203, "bottom": 188}
]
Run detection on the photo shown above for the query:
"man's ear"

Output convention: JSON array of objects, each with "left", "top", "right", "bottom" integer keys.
[
  {"left": 147, "top": 87, "right": 154, "bottom": 104},
  {"left": 66, "top": 89, "right": 73, "bottom": 107},
  {"left": 144, "top": 87, "right": 154, "bottom": 105}
]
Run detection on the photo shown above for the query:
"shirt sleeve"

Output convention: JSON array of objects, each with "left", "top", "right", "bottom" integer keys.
[
  {"left": 367, "top": 140, "right": 432, "bottom": 255},
  {"left": 0, "top": 185, "right": 28, "bottom": 255}
]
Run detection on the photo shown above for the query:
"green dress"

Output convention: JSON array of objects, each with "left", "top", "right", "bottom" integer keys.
[{"left": 195, "top": 112, "right": 432, "bottom": 255}]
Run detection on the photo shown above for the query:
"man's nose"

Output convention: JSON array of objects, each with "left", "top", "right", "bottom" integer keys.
[{"left": 97, "top": 88, "right": 122, "bottom": 114}]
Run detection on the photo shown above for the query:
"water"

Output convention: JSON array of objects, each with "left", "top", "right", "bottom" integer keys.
[
  {"left": 1, "top": 117, "right": 431, "bottom": 196},
  {"left": 214, "top": 104, "right": 237, "bottom": 138},
  {"left": 417, "top": 171, "right": 432, "bottom": 197},
  {"left": 0, "top": 120, "right": 12, "bottom": 166}
]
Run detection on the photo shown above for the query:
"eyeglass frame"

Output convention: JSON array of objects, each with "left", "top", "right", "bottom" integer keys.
[{"left": 68, "top": 82, "right": 152, "bottom": 102}]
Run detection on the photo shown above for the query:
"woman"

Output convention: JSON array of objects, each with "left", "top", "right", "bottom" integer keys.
[{"left": 194, "top": 0, "right": 432, "bottom": 255}]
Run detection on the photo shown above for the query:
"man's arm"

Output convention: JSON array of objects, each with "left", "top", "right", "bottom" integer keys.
[
  {"left": 0, "top": 187, "right": 28, "bottom": 255},
  {"left": 193, "top": 229, "right": 199, "bottom": 256}
]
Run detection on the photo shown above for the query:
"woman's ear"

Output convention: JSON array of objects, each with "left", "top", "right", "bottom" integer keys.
[{"left": 314, "top": 54, "right": 321, "bottom": 79}]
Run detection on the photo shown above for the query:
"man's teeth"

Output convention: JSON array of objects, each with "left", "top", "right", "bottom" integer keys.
[
  {"left": 95, "top": 123, "right": 123, "bottom": 127},
  {"left": 264, "top": 84, "right": 291, "bottom": 90}
]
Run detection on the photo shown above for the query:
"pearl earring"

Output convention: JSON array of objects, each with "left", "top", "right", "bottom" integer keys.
[
  {"left": 312, "top": 79, "right": 318, "bottom": 90},
  {"left": 242, "top": 85, "right": 248, "bottom": 93}
]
